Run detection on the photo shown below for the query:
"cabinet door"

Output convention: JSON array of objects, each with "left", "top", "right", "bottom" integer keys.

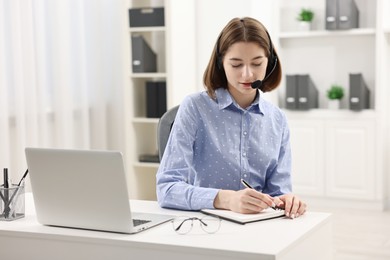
[
  {"left": 325, "top": 120, "right": 376, "bottom": 199},
  {"left": 289, "top": 120, "right": 325, "bottom": 196}
]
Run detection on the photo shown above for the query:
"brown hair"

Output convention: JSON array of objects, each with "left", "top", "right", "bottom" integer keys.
[{"left": 203, "top": 17, "right": 282, "bottom": 96}]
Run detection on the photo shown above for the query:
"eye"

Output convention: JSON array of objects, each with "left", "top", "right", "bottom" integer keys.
[
  {"left": 231, "top": 64, "right": 242, "bottom": 68},
  {"left": 252, "top": 63, "right": 262, "bottom": 67}
]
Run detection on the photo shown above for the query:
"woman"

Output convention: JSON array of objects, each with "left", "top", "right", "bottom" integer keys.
[{"left": 156, "top": 17, "right": 306, "bottom": 219}]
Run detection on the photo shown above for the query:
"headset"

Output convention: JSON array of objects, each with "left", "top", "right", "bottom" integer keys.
[{"left": 264, "top": 30, "right": 278, "bottom": 80}]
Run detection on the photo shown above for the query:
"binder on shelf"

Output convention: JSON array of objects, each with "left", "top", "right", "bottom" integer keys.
[
  {"left": 131, "top": 35, "right": 157, "bottom": 73},
  {"left": 285, "top": 74, "right": 318, "bottom": 110},
  {"left": 146, "top": 81, "right": 167, "bottom": 118},
  {"left": 129, "top": 7, "right": 164, "bottom": 27},
  {"left": 297, "top": 75, "right": 318, "bottom": 110},
  {"left": 325, "top": 0, "right": 338, "bottom": 30},
  {"left": 349, "top": 73, "right": 370, "bottom": 111},
  {"left": 285, "top": 75, "right": 298, "bottom": 110},
  {"left": 326, "top": 0, "right": 359, "bottom": 30}
]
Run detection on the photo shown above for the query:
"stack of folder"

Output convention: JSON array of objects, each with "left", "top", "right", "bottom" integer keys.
[
  {"left": 285, "top": 74, "right": 319, "bottom": 110},
  {"left": 326, "top": 0, "right": 359, "bottom": 30}
]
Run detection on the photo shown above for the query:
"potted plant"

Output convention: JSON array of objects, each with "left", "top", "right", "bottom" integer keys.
[
  {"left": 327, "top": 84, "right": 344, "bottom": 109},
  {"left": 297, "top": 8, "right": 314, "bottom": 31}
]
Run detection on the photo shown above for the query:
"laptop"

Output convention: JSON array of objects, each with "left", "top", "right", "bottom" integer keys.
[{"left": 25, "top": 147, "right": 174, "bottom": 234}]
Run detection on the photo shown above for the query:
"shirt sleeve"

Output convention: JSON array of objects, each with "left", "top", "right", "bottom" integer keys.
[{"left": 156, "top": 96, "right": 219, "bottom": 210}]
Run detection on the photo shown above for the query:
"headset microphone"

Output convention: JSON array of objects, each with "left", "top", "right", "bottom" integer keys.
[
  {"left": 251, "top": 80, "right": 263, "bottom": 89},
  {"left": 251, "top": 55, "right": 278, "bottom": 89}
]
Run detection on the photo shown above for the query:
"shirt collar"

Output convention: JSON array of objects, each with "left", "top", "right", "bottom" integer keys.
[{"left": 214, "top": 88, "right": 264, "bottom": 115}]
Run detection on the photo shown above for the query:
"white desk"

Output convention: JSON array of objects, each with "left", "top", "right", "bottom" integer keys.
[{"left": 0, "top": 194, "right": 332, "bottom": 260}]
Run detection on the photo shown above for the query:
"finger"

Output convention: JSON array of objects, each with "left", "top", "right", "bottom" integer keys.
[
  {"left": 246, "top": 189, "right": 275, "bottom": 208},
  {"left": 288, "top": 196, "right": 300, "bottom": 219},
  {"left": 272, "top": 197, "right": 283, "bottom": 209},
  {"left": 296, "top": 201, "right": 307, "bottom": 217},
  {"left": 239, "top": 190, "right": 273, "bottom": 212},
  {"left": 242, "top": 201, "right": 269, "bottom": 213},
  {"left": 245, "top": 196, "right": 271, "bottom": 212},
  {"left": 283, "top": 196, "right": 292, "bottom": 217}
]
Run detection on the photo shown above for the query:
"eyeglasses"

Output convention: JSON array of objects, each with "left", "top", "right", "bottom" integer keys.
[{"left": 172, "top": 216, "right": 221, "bottom": 235}]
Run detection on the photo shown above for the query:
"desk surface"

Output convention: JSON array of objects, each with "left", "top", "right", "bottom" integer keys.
[{"left": 0, "top": 193, "right": 332, "bottom": 260}]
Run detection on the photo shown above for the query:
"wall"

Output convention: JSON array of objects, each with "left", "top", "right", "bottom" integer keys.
[{"left": 166, "top": 0, "right": 197, "bottom": 107}]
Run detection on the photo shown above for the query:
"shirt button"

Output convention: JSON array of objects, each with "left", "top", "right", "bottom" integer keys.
[
  {"left": 243, "top": 174, "right": 248, "bottom": 178},
  {"left": 243, "top": 152, "right": 247, "bottom": 157},
  {"left": 243, "top": 131, "right": 247, "bottom": 136}
]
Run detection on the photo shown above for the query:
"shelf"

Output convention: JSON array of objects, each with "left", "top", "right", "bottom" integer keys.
[
  {"left": 133, "top": 162, "right": 159, "bottom": 168},
  {"left": 132, "top": 117, "right": 159, "bottom": 123},
  {"left": 130, "top": 72, "right": 167, "bottom": 78},
  {"left": 129, "top": 27, "right": 165, "bottom": 33},
  {"left": 279, "top": 28, "right": 376, "bottom": 40}
]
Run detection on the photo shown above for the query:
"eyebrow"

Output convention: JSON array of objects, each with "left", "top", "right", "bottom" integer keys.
[{"left": 229, "top": 56, "right": 265, "bottom": 62}]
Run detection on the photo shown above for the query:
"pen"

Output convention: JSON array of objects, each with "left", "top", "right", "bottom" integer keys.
[
  {"left": 17, "top": 169, "right": 29, "bottom": 187},
  {"left": 240, "top": 178, "right": 253, "bottom": 189},
  {"left": 240, "top": 178, "right": 278, "bottom": 210},
  {"left": 3, "top": 168, "right": 9, "bottom": 189},
  {"left": 3, "top": 168, "right": 9, "bottom": 217}
]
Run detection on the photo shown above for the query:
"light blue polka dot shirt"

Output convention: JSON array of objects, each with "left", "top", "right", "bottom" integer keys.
[{"left": 156, "top": 88, "right": 292, "bottom": 211}]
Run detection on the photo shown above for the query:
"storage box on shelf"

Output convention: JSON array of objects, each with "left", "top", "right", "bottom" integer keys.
[{"left": 129, "top": 7, "right": 164, "bottom": 27}]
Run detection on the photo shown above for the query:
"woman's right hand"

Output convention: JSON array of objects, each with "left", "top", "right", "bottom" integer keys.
[{"left": 214, "top": 189, "right": 279, "bottom": 214}]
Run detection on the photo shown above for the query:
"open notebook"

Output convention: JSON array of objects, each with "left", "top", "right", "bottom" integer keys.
[{"left": 201, "top": 208, "right": 285, "bottom": 224}]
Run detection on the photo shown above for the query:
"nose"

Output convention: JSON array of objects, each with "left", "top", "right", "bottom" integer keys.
[{"left": 241, "top": 65, "right": 254, "bottom": 78}]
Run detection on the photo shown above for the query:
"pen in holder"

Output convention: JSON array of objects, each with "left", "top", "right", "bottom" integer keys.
[{"left": 0, "top": 183, "right": 25, "bottom": 221}]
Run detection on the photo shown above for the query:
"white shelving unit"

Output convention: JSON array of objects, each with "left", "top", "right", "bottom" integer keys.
[
  {"left": 276, "top": 0, "right": 390, "bottom": 209},
  {"left": 123, "top": 0, "right": 197, "bottom": 200},
  {"left": 124, "top": 0, "right": 168, "bottom": 200}
]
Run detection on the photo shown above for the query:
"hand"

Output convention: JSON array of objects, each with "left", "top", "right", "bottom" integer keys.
[
  {"left": 277, "top": 194, "right": 307, "bottom": 219},
  {"left": 214, "top": 189, "right": 276, "bottom": 214}
]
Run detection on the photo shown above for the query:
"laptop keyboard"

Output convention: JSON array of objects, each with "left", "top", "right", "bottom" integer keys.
[{"left": 133, "top": 218, "right": 151, "bottom": 227}]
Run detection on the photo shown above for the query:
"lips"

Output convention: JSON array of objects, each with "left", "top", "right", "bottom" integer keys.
[{"left": 241, "top": 83, "right": 252, "bottom": 88}]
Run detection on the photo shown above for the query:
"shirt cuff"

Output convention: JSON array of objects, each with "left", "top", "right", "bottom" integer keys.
[{"left": 192, "top": 187, "right": 219, "bottom": 210}]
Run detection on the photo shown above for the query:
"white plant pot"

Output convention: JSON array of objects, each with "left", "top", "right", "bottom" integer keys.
[
  {"left": 298, "top": 21, "right": 312, "bottom": 31},
  {"left": 328, "top": 99, "right": 340, "bottom": 110}
]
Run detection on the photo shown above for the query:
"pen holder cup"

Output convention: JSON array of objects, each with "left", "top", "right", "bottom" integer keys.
[{"left": 0, "top": 184, "right": 25, "bottom": 221}]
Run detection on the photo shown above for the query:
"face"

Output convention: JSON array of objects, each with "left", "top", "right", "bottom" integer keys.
[{"left": 222, "top": 41, "right": 268, "bottom": 106}]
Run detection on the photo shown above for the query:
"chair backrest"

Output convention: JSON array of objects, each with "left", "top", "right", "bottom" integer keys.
[{"left": 157, "top": 105, "right": 179, "bottom": 161}]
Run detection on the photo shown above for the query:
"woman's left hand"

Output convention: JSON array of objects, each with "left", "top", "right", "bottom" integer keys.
[{"left": 277, "top": 194, "right": 307, "bottom": 219}]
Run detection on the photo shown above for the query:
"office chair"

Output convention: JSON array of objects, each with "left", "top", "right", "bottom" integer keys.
[{"left": 157, "top": 105, "right": 179, "bottom": 161}]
